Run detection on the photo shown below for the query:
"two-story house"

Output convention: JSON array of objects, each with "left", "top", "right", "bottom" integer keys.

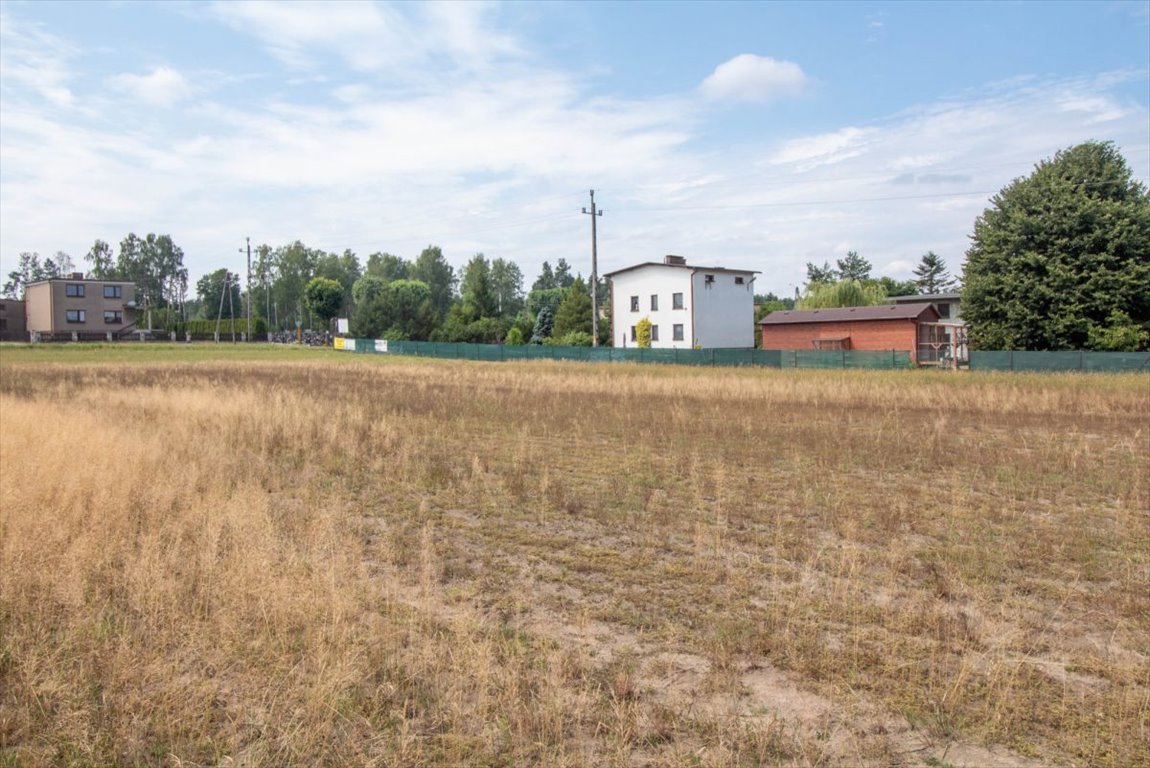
[
  {"left": 24, "top": 275, "right": 137, "bottom": 339},
  {"left": 605, "top": 256, "right": 758, "bottom": 349}
]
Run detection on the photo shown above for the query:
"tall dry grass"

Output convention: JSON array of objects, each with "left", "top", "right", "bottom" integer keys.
[{"left": 1, "top": 354, "right": 1147, "bottom": 766}]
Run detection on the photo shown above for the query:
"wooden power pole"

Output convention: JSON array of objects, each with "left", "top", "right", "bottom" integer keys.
[{"left": 582, "top": 190, "right": 603, "bottom": 346}]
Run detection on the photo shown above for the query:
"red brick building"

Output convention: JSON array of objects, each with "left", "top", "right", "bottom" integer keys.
[{"left": 760, "top": 304, "right": 940, "bottom": 362}]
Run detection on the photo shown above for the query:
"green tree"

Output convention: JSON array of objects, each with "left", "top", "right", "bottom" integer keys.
[
  {"left": 411, "top": 246, "right": 455, "bottom": 320},
  {"left": 364, "top": 252, "right": 410, "bottom": 283},
  {"left": 912, "top": 252, "right": 957, "bottom": 294},
  {"left": 530, "top": 304, "right": 554, "bottom": 344},
  {"left": 877, "top": 276, "right": 919, "bottom": 298},
  {"left": 314, "top": 249, "right": 361, "bottom": 316},
  {"left": 504, "top": 326, "right": 526, "bottom": 345},
  {"left": 553, "top": 258, "right": 575, "bottom": 289},
  {"left": 116, "top": 233, "right": 186, "bottom": 311},
  {"left": 304, "top": 277, "right": 344, "bottom": 328},
  {"left": 490, "top": 258, "right": 524, "bottom": 318},
  {"left": 353, "top": 279, "right": 436, "bottom": 340},
  {"left": 458, "top": 253, "right": 498, "bottom": 320},
  {"left": 532, "top": 261, "right": 556, "bottom": 291},
  {"left": 805, "top": 261, "right": 838, "bottom": 285},
  {"left": 352, "top": 275, "right": 387, "bottom": 306},
  {"left": 836, "top": 251, "right": 872, "bottom": 282},
  {"left": 962, "top": 141, "right": 1150, "bottom": 350},
  {"left": 552, "top": 277, "right": 593, "bottom": 338},
  {"left": 85, "top": 240, "right": 114, "bottom": 279},
  {"left": 196, "top": 269, "right": 242, "bottom": 320},
  {"left": 272, "top": 241, "right": 320, "bottom": 328},
  {"left": 3, "top": 252, "right": 70, "bottom": 298},
  {"left": 797, "top": 279, "right": 887, "bottom": 309}
]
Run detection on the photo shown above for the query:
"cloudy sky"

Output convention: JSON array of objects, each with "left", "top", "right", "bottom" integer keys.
[{"left": 2, "top": 1, "right": 1148, "bottom": 297}]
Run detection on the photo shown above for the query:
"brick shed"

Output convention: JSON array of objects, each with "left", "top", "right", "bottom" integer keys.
[{"left": 760, "top": 304, "right": 940, "bottom": 362}]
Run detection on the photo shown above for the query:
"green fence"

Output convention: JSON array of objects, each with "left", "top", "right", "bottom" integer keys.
[
  {"left": 970, "top": 350, "right": 1150, "bottom": 373},
  {"left": 345, "top": 340, "right": 915, "bottom": 370}
]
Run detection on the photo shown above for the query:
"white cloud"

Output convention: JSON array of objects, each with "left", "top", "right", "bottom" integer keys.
[
  {"left": 770, "top": 127, "right": 875, "bottom": 168},
  {"left": 107, "top": 66, "right": 194, "bottom": 107},
  {"left": 0, "top": 11, "right": 78, "bottom": 107},
  {"left": 699, "top": 54, "right": 809, "bottom": 103}
]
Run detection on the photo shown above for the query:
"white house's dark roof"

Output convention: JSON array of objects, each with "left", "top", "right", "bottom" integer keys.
[
  {"left": 760, "top": 304, "right": 939, "bottom": 325},
  {"left": 604, "top": 262, "right": 759, "bottom": 278}
]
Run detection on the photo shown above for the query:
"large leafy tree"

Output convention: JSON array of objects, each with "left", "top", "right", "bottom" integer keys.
[
  {"left": 913, "top": 252, "right": 957, "bottom": 294},
  {"left": 304, "top": 277, "right": 344, "bottom": 328},
  {"left": 962, "top": 141, "right": 1150, "bottom": 350},
  {"left": 116, "top": 233, "right": 186, "bottom": 310},
  {"left": 490, "top": 257, "right": 524, "bottom": 319},
  {"left": 458, "top": 253, "right": 498, "bottom": 319},
  {"left": 196, "top": 269, "right": 242, "bottom": 319},
  {"left": 797, "top": 279, "right": 887, "bottom": 309},
  {"left": 3, "top": 251, "right": 72, "bottom": 298},
  {"left": 85, "top": 240, "right": 114, "bottom": 279},
  {"left": 364, "top": 252, "right": 409, "bottom": 283},
  {"left": 410, "top": 246, "right": 455, "bottom": 320},
  {"left": 314, "top": 249, "right": 362, "bottom": 316},
  {"left": 271, "top": 241, "right": 319, "bottom": 327},
  {"left": 353, "top": 279, "right": 437, "bottom": 340}
]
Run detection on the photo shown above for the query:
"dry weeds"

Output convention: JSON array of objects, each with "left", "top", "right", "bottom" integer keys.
[{"left": 0, "top": 348, "right": 1147, "bottom": 767}]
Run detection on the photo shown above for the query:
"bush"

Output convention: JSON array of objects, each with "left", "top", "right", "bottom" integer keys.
[{"left": 543, "top": 331, "right": 593, "bottom": 347}]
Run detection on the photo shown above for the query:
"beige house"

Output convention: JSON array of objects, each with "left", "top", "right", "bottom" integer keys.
[{"left": 25, "top": 275, "right": 137, "bottom": 339}]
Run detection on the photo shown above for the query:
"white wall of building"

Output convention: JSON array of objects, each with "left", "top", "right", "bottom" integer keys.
[{"left": 609, "top": 263, "right": 755, "bottom": 349}]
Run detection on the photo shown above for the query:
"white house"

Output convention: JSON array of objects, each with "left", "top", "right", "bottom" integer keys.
[{"left": 604, "top": 255, "right": 758, "bottom": 349}]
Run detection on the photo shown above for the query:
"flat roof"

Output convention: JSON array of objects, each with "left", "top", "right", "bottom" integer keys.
[
  {"left": 604, "top": 262, "right": 759, "bottom": 278},
  {"left": 760, "top": 304, "right": 939, "bottom": 325},
  {"left": 889, "top": 292, "right": 961, "bottom": 302}
]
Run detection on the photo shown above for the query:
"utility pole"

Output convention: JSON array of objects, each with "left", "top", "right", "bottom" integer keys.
[
  {"left": 240, "top": 237, "right": 252, "bottom": 342},
  {"left": 582, "top": 190, "right": 603, "bottom": 346}
]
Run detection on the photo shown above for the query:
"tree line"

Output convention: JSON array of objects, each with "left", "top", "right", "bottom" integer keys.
[{"left": 5, "top": 142, "right": 1146, "bottom": 350}]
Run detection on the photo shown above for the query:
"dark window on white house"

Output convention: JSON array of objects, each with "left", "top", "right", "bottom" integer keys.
[
  {"left": 651, "top": 325, "right": 659, "bottom": 342},
  {"left": 630, "top": 296, "right": 639, "bottom": 312},
  {"left": 104, "top": 285, "right": 122, "bottom": 299},
  {"left": 650, "top": 294, "right": 658, "bottom": 311},
  {"left": 630, "top": 325, "right": 637, "bottom": 342},
  {"left": 104, "top": 310, "right": 123, "bottom": 324},
  {"left": 704, "top": 274, "right": 714, "bottom": 285},
  {"left": 937, "top": 303, "right": 951, "bottom": 319},
  {"left": 673, "top": 324, "right": 684, "bottom": 341},
  {"left": 673, "top": 292, "right": 684, "bottom": 309},
  {"left": 66, "top": 309, "right": 86, "bottom": 323},
  {"left": 65, "top": 283, "right": 85, "bottom": 297},
  {"left": 735, "top": 276, "right": 745, "bottom": 285}
]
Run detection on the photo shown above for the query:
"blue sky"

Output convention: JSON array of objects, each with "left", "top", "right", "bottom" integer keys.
[{"left": 2, "top": 1, "right": 1148, "bottom": 297}]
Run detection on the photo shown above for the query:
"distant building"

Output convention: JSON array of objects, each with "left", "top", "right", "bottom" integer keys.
[
  {"left": 605, "top": 255, "right": 758, "bottom": 349},
  {"left": 889, "top": 292, "right": 963, "bottom": 325},
  {"left": 0, "top": 299, "right": 26, "bottom": 341},
  {"left": 759, "top": 304, "right": 941, "bottom": 363},
  {"left": 25, "top": 275, "right": 137, "bottom": 340}
]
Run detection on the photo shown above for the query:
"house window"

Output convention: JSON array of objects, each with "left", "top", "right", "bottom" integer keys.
[
  {"left": 735, "top": 276, "right": 745, "bottom": 285},
  {"left": 630, "top": 326, "right": 637, "bottom": 342},
  {"left": 65, "top": 283, "right": 85, "bottom": 297},
  {"left": 672, "top": 292, "right": 684, "bottom": 309},
  {"left": 0, "top": 319, "right": 7, "bottom": 331},
  {"left": 630, "top": 296, "right": 639, "bottom": 312},
  {"left": 104, "top": 310, "right": 123, "bottom": 324},
  {"left": 937, "top": 303, "right": 951, "bottom": 319},
  {"left": 651, "top": 325, "right": 659, "bottom": 342},
  {"left": 704, "top": 274, "right": 714, "bottom": 285},
  {"left": 650, "top": 294, "right": 658, "bottom": 311},
  {"left": 104, "top": 285, "right": 122, "bottom": 299},
  {"left": 673, "top": 324, "right": 684, "bottom": 341},
  {"left": 66, "top": 309, "right": 86, "bottom": 323}
]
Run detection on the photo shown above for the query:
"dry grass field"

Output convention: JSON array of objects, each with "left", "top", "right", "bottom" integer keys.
[{"left": 1, "top": 345, "right": 1147, "bottom": 767}]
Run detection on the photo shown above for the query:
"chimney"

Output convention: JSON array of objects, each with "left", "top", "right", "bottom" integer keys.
[
  {"left": 664, "top": 255, "right": 686, "bottom": 266},
  {"left": 71, "top": 272, "right": 84, "bottom": 280}
]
